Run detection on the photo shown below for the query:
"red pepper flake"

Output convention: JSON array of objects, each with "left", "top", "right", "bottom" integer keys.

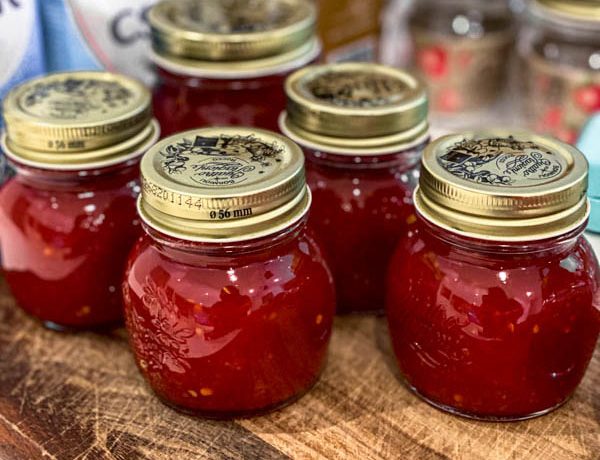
[
  {"left": 315, "top": 314, "right": 323, "bottom": 325},
  {"left": 406, "top": 214, "right": 417, "bottom": 225},
  {"left": 200, "top": 387, "right": 213, "bottom": 397},
  {"left": 453, "top": 394, "right": 463, "bottom": 404},
  {"left": 507, "top": 323, "right": 515, "bottom": 333},
  {"left": 188, "top": 390, "right": 198, "bottom": 398},
  {"left": 532, "top": 324, "right": 540, "bottom": 334},
  {"left": 76, "top": 305, "right": 91, "bottom": 317},
  {"left": 43, "top": 247, "right": 54, "bottom": 257}
]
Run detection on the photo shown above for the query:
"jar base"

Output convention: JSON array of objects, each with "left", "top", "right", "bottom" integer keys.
[
  {"left": 42, "top": 319, "right": 123, "bottom": 333},
  {"left": 408, "top": 385, "right": 570, "bottom": 422},
  {"left": 152, "top": 372, "right": 322, "bottom": 420},
  {"left": 336, "top": 306, "right": 385, "bottom": 316}
]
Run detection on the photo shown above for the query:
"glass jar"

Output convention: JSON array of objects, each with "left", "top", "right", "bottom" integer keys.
[
  {"left": 0, "top": 72, "right": 159, "bottom": 330},
  {"left": 280, "top": 63, "right": 429, "bottom": 314},
  {"left": 520, "top": 0, "right": 600, "bottom": 144},
  {"left": 149, "top": 0, "right": 321, "bottom": 136},
  {"left": 123, "top": 127, "right": 335, "bottom": 417},
  {"left": 408, "top": 0, "right": 514, "bottom": 113},
  {"left": 386, "top": 131, "right": 600, "bottom": 421}
]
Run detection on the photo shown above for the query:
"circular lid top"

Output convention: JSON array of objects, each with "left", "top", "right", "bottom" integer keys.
[
  {"left": 149, "top": 0, "right": 316, "bottom": 61},
  {"left": 139, "top": 127, "right": 309, "bottom": 242},
  {"left": 416, "top": 130, "right": 590, "bottom": 241},
  {"left": 532, "top": 0, "right": 600, "bottom": 23},
  {"left": 2, "top": 72, "right": 152, "bottom": 155},
  {"left": 281, "top": 63, "right": 429, "bottom": 154}
]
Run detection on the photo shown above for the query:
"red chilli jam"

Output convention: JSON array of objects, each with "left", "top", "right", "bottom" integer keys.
[
  {"left": 150, "top": 0, "right": 320, "bottom": 136},
  {"left": 123, "top": 127, "right": 335, "bottom": 418},
  {"left": 0, "top": 71, "right": 159, "bottom": 330},
  {"left": 386, "top": 131, "right": 600, "bottom": 420},
  {"left": 280, "top": 63, "right": 430, "bottom": 314}
]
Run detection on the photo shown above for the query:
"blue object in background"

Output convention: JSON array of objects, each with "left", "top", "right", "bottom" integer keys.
[
  {"left": 577, "top": 114, "right": 600, "bottom": 234},
  {"left": 39, "top": 0, "right": 101, "bottom": 73},
  {"left": 38, "top": 0, "right": 157, "bottom": 86}
]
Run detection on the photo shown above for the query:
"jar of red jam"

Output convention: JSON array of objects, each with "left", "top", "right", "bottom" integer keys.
[
  {"left": 408, "top": 0, "right": 514, "bottom": 113},
  {"left": 520, "top": 0, "right": 600, "bottom": 144},
  {"left": 386, "top": 131, "right": 600, "bottom": 420},
  {"left": 123, "top": 127, "right": 335, "bottom": 417},
  {"left": 149, "top": 0, "right": 320, "bottom": 136},
  {"left": 0, "top": 72, "right": 159, "bottom": 330},
  {"left": 280, "top": 63, "right": 429, "bottom": 314}
]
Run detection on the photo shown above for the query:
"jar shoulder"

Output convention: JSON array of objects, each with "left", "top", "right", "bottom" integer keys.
[
  {"left": 0, "top": 175, "right": 139, "bottom": 235},
  {"left": 390, "top": 223, "right": 600, "bottom": 295},
  {"left": 125, "top": 232, "right": 334, "bottom": 298}
]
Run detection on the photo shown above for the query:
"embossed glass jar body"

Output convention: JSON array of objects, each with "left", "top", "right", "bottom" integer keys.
[
  {"left": 123, "top": 219, "right": 335, "bottom": 417},
  {"left": 520, "top": 1, "right": 600, "bottom": 144},
  {"left": 0, "top": 161, "right": 143, "bottom": 330},
  {"left": 123, "top": 127, "right": 335, "bottom": 417},
  {"left": 408, "top": 0, "right": 513, "bottom": 113},
  {"left": 304, "top": 146, "right": 423, "bottom": 314},
  {"left": 386, "top": 131, "right": 600, "bottom": 420},
  {"left": 387, "top": 217, "right": 600, "bottom": 420}
]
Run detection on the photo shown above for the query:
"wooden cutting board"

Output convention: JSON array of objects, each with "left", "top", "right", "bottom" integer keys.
[{"left": 0, "top": 277, "right": 598, "bottom": 460}]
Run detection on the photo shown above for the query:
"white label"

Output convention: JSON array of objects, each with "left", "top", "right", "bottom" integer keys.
[
  {"left": 0, "top": 0, "right": 35, "bottom": 88},
  {"left": 66, "top": 0, "right": 158, "bottom": 85}
]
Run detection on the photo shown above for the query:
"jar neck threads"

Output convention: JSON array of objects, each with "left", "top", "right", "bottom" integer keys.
[{"left": 143, "top": 215, "right": 307, "bottom": 259}]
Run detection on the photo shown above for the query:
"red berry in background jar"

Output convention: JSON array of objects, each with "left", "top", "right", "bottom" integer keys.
[
  {"left": 457, "top": 50, "right": 474, "bottom": 69},
  {"left": 417, "top": 46, "right": 448, "bottom": 79},
  {"left": 574, "top": 85, "right": 600, "bottom": 113},
  {"left": 556, "top": 126, "right": 578, "bottom": 145},
  {"left": 539, "top": 106, "right": 563, "bottom": 130},
  {"left": 437, "top": 88, "right": 462, "bottom": 112}
]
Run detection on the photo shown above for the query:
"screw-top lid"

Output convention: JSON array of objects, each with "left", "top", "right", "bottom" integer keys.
[
  {"left": 416, "top": 130, "right": 590, "bottom": 241},
  {"left": 149, "top": 0, "right": 319, "bottom": 77},
  {"left": 2, "top": 72, "right": 158, "bottom": 169},
  {"left": 531, "top": 0, "right": 600, "bottom": 25},
  {"left": 280, "top": 63, "right": 429, "bottom": 155},
  {"left": 577, "top": 114, "right": 600, "bottom": 233},
  {"left": 139, "top": 127, "right": 310, "bottom": 242}
]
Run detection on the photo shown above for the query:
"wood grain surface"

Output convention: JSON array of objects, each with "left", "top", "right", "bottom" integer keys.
[{"left": 0, "top": 277, "right": 598, "bottom": 460}]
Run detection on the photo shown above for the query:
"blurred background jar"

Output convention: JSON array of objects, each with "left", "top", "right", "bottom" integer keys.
[
  {"left": 150, "top": 0, "right": 320, "bottom": 136},
  {"left": 407, "top": 0, "right": 514, "bottom": 115},
  {"left": 519, "top": 0, "right": 600, "bottom": 145}
]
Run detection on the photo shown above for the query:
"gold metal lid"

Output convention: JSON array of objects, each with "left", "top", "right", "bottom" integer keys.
[
  {"left": 139, "top": 127, "right": 310, "bottom": 242},
  {"left": 416, "top": 131, "right": 590, "bottom": 241},
  {"left": 532, "top": 0, "right": 600, "bottom": 23},
  {"left": 149, "top": 0, "right": 317, "bottom": 72},
  {"left": 280, "top": 63, "right": 429, "bottom": 155},
  {"left": 3, "top": 72, "right": 153, "bottom": 156}
]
